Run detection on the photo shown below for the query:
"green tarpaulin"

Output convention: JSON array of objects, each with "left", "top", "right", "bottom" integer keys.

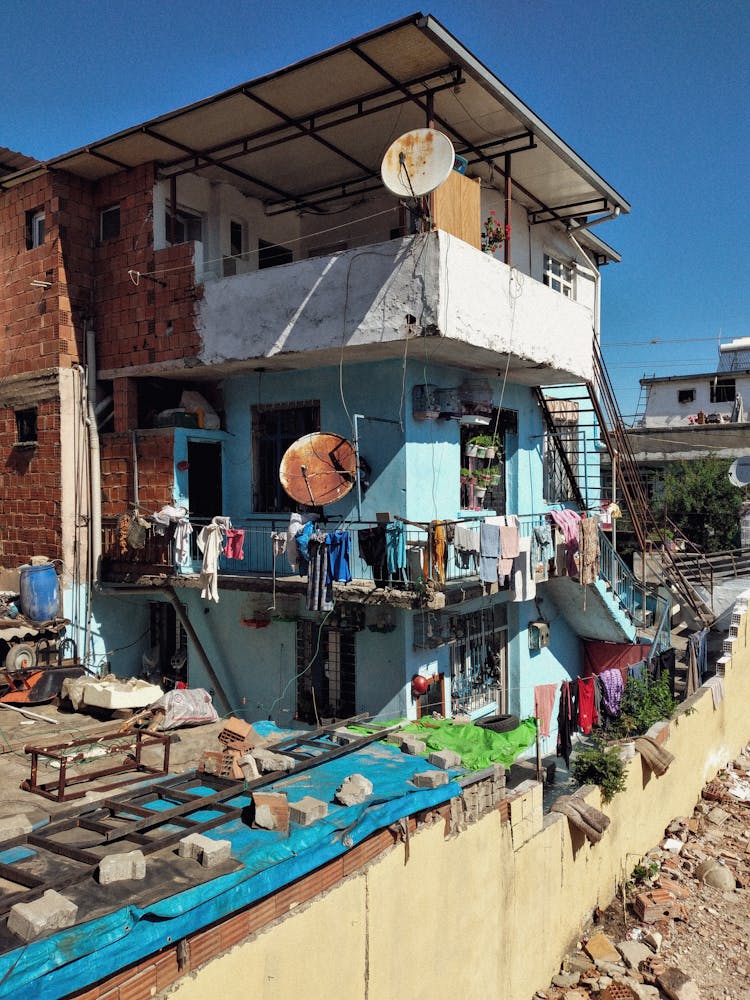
[{"left": 352, "top": 718, "right": 537, "bottom": 771}]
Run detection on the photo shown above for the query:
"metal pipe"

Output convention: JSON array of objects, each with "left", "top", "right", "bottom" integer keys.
[
  {"left": 85, "top": 327, "right": 102, "bottom": 669},
  {"left": 131, "top": 430, "right": 139, "bottom": 509},
  {"left": 503, "top": 152, "right": 512, "bottom": 266},
  {"left": 353, "top": 413, "right": 363, "bottom": 519}
]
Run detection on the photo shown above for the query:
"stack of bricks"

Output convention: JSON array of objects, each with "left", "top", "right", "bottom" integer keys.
[
  {"left": 449, "top": 765, "right": 506, "bottom": 832},
  {"left": 199, "top": 717, "right": 261, "bottom": 781}
]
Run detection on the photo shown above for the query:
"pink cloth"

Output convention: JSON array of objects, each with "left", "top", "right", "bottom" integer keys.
[
  {"left": 223, "top": 528, "right": 245, "bottom": 560},
  {"left": 534, "top": 683, "right": 558, "bottom": 738},
  {"left": 499, "top": 524, "right": 520, "bottom": 558}
]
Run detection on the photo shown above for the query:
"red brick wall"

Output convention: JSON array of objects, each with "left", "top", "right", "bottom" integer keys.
[
  {"left": 94, "top": 163, "right": 202, "bottom": 374},
  {"left": 0, "top": 400, "right": 63, "bottom": 563},
  {"left": 100, "top": 431, "right": 175, "bottom": 518}
]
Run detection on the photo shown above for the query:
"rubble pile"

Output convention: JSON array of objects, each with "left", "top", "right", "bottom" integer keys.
[{"left": 536, "top": 744, "right": 750, "bottom": 1000}]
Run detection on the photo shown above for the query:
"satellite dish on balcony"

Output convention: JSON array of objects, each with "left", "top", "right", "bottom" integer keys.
[
  {"left": 279, "top": 432, "right": 357, "bottom": 507},
  {"left": 729, "top": 457, "right": 750, "bottom": 487},
  {"left": 380, "top": 128, "right": 455, "bottom": 199}
]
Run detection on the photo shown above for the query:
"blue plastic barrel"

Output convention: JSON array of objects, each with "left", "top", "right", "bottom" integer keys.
[{"left": 19, "top": 564, "right": 60, "bottom": 623}]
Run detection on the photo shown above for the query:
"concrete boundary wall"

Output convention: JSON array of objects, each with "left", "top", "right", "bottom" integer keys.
[{"left": 97, "top": 600, "right": 750, "bottom": 1000}]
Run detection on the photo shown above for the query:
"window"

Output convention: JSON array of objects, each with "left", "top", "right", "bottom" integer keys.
[
  {"left": 165, "top": 208, "right": 202, "bottom": 245},
  {"left": 230, "top": 220, "right": 245, "bottom": 259},
  {"left": 678, "top": 388, "right": 696, "bottom": 404},
  {"left": 25, "top": 209, "right": 45, "bottom": 249},
  {"left": 100, "top": 205, "right": 120, "bottom": 242},
  {"left": 449, "top": 606, "right": 508, "bottom": 716},
  {"left": 258, "top": 238, "right": 293, "bottom": 269},
  {"left": 15, "top": 407, "right": 37, "bottom": 445},
  {"left": 711, "top": 377, "right": 735, "bottom": 404},
  {"left": 252, "top": 402, "right": 320, "bottom": 512},
  {"left": 543, "top": 253, "right": 574, "bottom": 298},
  {"left": 296, "top": 621, "right": 355, "bottom": 723},
  {"left": 543, "top": 400, "right": 579, "bottom": 502}
]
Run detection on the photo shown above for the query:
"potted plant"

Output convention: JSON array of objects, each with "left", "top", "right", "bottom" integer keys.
[
  {"left": 481, "top": 210, "right": 511, "bottom": 255},
  {"left": 486, "top": 464, "right": 502, "bottom": 486},
  {"left": 464, "top": 441, "right": 479, "bottom": 458},
  {"left": 460, "top": 468, "right": 477, "bottom": 486},
  {"left": 470, "top": 433, "right": 501, "bottom": 459}
]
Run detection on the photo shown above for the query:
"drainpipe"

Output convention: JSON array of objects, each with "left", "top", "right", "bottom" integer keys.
[
  {"left": 83, "top": 325, "right": 102, "bottom": 670},
  {"left": 96, "top": 583, "right": 232, "bottom": 715}
]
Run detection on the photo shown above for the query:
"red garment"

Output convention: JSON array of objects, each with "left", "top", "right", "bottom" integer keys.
[
  {"left": 223, "top": 528, "right": 245, "bottom": 560},
  {"left": 577, "top": 676, "right": 598, "bottom": 734}
]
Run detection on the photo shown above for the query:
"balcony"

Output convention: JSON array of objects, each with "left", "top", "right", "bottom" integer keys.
[
  {"left": 195, "top": 230, "right": 596, "bottom": 386},
  {"left": 100, "top": 512, "right": 549, "bottom": 607}
]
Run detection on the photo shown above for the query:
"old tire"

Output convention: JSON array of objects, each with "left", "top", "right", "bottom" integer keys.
[
  {"left": 5, "top": 642, "right": 37, "bottom": 673},
  {"left": 477, "top": 713, "right": 520, "bottom": 733}
]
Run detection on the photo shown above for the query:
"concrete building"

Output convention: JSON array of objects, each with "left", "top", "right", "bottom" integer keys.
[{"left": 0, "top": 13, "right": 639, "bottom": 732}]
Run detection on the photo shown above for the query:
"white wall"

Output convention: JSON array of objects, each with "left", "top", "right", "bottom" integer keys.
[{"left": 643, "top": 373, "right": 750, "bottom": 427}]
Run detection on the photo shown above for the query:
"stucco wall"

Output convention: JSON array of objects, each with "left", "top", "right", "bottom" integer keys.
[{"left": 167, "top": 600, "right": 750, "bottom": 1000}]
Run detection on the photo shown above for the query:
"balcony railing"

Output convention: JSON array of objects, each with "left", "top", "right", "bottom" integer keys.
[{"left": 102, "top": 512, "right": 550, "bottom": 589}]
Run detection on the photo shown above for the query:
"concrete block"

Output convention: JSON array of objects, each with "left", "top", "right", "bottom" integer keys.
[
  {"left": 657, "top": 967, "right": 700, "bottom": 1000},
  {"left": 252, "top": 791, "right": 289, "bottom": 833},
  {"left": 239, "top": 752, "right": 260, "bottom": 782},
  {"left": 412, "top": 770, "right": 449, "bottom": 789},
  {"left": 8, "top": 890, "right": 78, "bottom": 942},
  {"left": 428, "top": 749, "right": 462, "bottom": 770},
  {"left": 400, "top": 737, "right": 426, "bottom": 755},
  {"left": 289, "top": 796, "right": 328, "bottom": 827},
  {"left": 334, "top": 773, "right": 373, "bottom": 806},
  {"left": 0, "top": 814, "right": 33, "bottom": 841},
  {"left": 616, "top": 939, "right": 653, "bottom": 970},
  {"left": 178, "top": 832, "right": 232, "bottom": 867},
  {"left": 251, "top": 748, "right": 296, "bottom": 773},
  {"left": 584, "top": 933, "right": 621, "bottom": 964},
  {"left": 98, "top": 849, "right": 146, "bottom": 884}
]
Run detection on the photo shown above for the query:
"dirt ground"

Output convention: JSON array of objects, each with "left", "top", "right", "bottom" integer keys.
[{"left": 536, "top": 744, "right": 750, "bottom": 1000}]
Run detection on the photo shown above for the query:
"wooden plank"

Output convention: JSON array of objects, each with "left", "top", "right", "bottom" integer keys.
[{"left": 431, "top": 170, "right": 482, "bottom": 249}]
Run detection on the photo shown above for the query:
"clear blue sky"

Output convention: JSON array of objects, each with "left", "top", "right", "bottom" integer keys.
[{"left": 2, "top": 0, "right": 748, "bottom": 419}]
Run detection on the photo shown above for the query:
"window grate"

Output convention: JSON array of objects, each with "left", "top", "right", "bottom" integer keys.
[{"left": 296, "top": 620, "right": 356, "bottom": 723}]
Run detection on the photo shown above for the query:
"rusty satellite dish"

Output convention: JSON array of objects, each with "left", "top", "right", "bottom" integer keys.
[
  {"left": 279, "top": 432, "right": 357, "bottom": 506},
  {"left": 380, "top": 128, "right": 455, "bottom": 199}
]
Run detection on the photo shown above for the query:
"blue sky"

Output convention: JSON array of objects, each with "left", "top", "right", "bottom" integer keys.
[{"left": 2, "top": 0, "right": 748, "bottom": 418}]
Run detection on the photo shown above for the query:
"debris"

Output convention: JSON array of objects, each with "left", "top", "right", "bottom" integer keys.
[
  {"left": 98, "top": 850, "right": 146, "bottom": 884},
  {"left": 694, "top": 857, "right": 736, "bottom": 890},
  {"left": 661, "top": 837, "right": 683, "bottom": 853},
  {"left": 251, "top": 748, "right": 296, "bottom": 773},
  {"left": 412, "top": 770, "right": 449, "bottom": 789},
  {"left": 583, "top": 933, "right": 621, "bottom": 964},
  {"left": 252, "top": 791, "right": 289, "bottom": 833},
  {"left": 633, "top": 890, "right": 686, "bottom": 923},
  {"left": 289, "top": 796, "right": 328, "bottom": 827},
  {"left": 706, "top": 805, "right": 730, "bottom": 825},
  {"left": 334, "top": 773, "right": 373, "bottom": 806},
  {"left": 616, "top": 939, "right": 653, "bottom": 970},
  {"left": 177, "top": 833, "right": 232, "bottom": 868},
  {"left": 657, "top": 967, "right": 700, "bottom": 1000},
  {"left": 400, "top": 736, "right": 427, "bottom": 755}
]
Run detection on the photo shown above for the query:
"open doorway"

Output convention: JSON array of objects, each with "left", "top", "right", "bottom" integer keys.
[{"left": 187, "top": 440, "right": 222, "bottom": 518}]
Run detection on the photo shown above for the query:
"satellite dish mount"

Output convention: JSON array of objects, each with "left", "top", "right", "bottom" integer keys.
[{"left": 380, "top": 128, "right": 455, "bottom": 231}]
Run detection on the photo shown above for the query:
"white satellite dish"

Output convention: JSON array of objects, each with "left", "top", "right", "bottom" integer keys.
[
  {"left": 728, "top": 457, "right": 750, "bottom": 487},
  {"left": 380, "top": 128, "right": 455, "bottom": 199}
]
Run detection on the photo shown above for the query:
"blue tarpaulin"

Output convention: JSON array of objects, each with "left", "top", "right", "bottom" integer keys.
[{"left": 0, "top": 722, "right": 462, "bottom": 998}]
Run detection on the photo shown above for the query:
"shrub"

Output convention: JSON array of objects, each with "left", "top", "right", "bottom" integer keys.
[{"left": 571, "top": 738, "right": 628, "bottom": 802}]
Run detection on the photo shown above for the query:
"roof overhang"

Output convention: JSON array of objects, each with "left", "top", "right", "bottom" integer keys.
[{"left": 0, "top": 12, "right": 629, "bottom": 231}]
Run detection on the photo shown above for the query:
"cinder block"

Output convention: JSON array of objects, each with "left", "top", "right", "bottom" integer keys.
[
  {"left": 427, "top": 749, "right": 462, "bottom": 770},
  {"left": 289, "top": 796, "right": 328, "bottom": 827},
  {"left": 8, "top": 890, "right": 78, "bottom": 942},
  {"left": 98, "top": 849, "right": 147, "bottom": 884},
  {"left": 412, "top": 770, "right": 449, "bottom": 789},
  {"left": 0, "top": 814, "right": 33, "bottom": 841},
  {"left": 178, "top": 832, "right": 232, "bottom": 868},
  {"left": 334, "top": 773, "right": 373, "bottom": 806},
  {"left": 400, "top": 737, "right": 427, "bottom": 755}
]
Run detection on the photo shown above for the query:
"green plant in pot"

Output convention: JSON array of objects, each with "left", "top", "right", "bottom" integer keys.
[{"left": 469, "top": 433, "right": 501, "bottom": 459}]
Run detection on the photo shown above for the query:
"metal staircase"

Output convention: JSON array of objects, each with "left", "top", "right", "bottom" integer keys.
[{"left": 537, "top": 339, "right": 715, "bottom": 627}]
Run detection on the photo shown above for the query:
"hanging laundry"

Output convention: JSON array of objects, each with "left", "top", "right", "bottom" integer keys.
[
  {"left": 534, "top": 683, "right": 558, "bottom": 738},
  {"left": 223, "top": 528, "right": 245, "bottom": 561},
  {"left": 173, "top": 516, "right": 193, "bottom": 573},
  {"left": 197, "top": 517, "right": 228, "bottom": 602},
  {"left": 498, "top": 520, "right": 520, "bottom": 559},
  {"left": 306, "top": 532, "right": 333, "bottom": 612},
  {"left": 512, "top": 536, "right": 535, "bottom": 602},
  {"left": 549, "top": 509, "right": 581, "bottom": 577},
  {"left": 479, "top": 517, "right": 502, "bottom": 585},
  {"left": 424, "top": 521, "right": 447, "bottom": 583},
  {"left": 576, "top": 676, "right": 598, "bottom": 734},
  {"left": 271, "top": 532, "right": 287, "bottom": 558},
  {"left": 358, "top": 525, "right": 388, "bottom": 585},
  {"left": 579, "top": 515, "right": 600, "bottom": 585},
  {"left": 326, "top": 530, "right": 352, "bottom": 584},
  {"left": 385, "top": 521, "right": 406, "bottom": 579},
  {"left": 286, "top": 513, "right": 315, "bottom": 573},
  {"left": 598, "top": 667, "right": 625, "bottom": 717},
  {"left": 557, "top": 681, "right": 574, "bottom": 767},
  {"left": 533, "top": 523, "right": 552, "bottom": 582},
  {"left": 454, "top": 523, "right": 480, "bottom": 570}
]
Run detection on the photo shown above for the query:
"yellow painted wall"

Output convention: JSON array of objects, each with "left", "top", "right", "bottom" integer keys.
[{"left": 169, "top": 612, "right": 750, "bottom": 1000}]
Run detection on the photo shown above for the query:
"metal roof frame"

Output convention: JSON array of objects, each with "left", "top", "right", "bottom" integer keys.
[{"left": 0, "top": 12, "right": 629, "bottom": 240}]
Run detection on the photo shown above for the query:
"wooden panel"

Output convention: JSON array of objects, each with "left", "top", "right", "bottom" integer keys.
[{"left": 431, "top": 171, "right": 482, "bottom": 250}]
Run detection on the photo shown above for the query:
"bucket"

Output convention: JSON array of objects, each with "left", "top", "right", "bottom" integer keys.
[{"left": 19, "top": 563, "right": 60, "bottom": 623}]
